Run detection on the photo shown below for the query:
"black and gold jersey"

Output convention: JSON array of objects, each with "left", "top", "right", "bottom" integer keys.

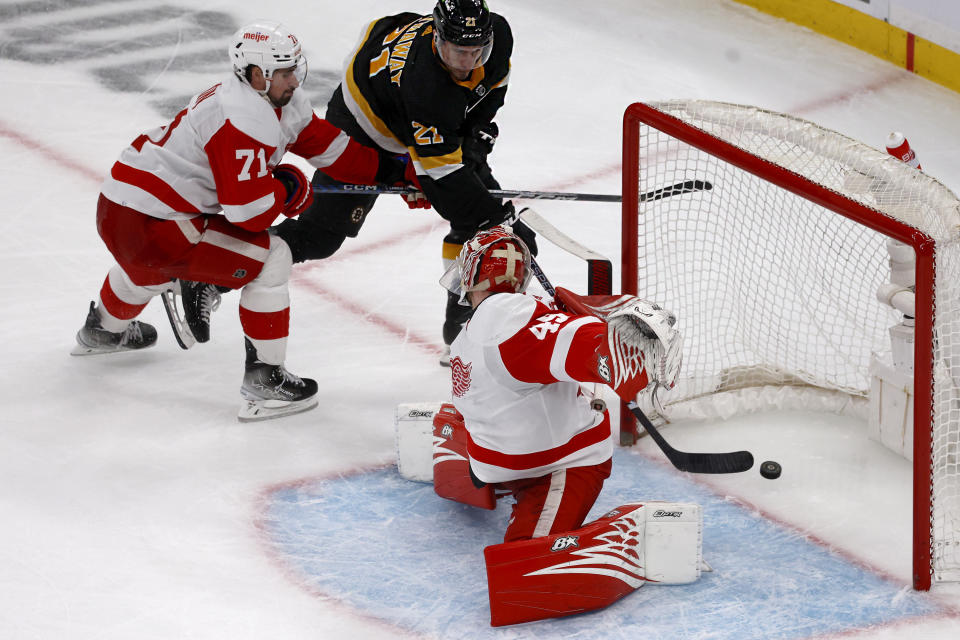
[{"left": 338, "top": 11, "right": 512, "bottom": 230}]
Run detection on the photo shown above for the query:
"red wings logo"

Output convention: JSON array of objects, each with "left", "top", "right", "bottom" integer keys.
[{"left": 450, "top": 356, "right": 472, "bottom": 397}]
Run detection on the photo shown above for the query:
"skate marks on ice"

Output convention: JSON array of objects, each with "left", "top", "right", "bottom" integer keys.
[
  {"left": 0, "top": 0, "right": 339, "bottom": 117},
  {"left": 256, "top": 448, "right": 942, "bottom": 639}
]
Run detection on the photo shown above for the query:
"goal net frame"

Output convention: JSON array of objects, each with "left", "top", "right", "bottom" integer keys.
[{"left": 620, "top": 100, "right": 960, "bottom": 590}]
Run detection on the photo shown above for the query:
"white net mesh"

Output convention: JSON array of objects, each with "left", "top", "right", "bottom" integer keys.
[{"left": 627, "top": 100, "right": 960, "bottom": 585}]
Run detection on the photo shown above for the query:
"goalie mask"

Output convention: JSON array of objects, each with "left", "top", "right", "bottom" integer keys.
[
  {"left": 229, "top": 21, "right": 308, "bottom": 97},
  {"left": 441, "top": 226, "right": 532, "bottom": 305}
]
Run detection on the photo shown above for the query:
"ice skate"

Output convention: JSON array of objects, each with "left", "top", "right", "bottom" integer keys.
[
  {"left": 238, "top": 339, "right": 318, "bottom": 422},
  {"left": 161, "top": 280, "right": 222, "bottom": 349},
  {"left": 71, "top": 301, "right": 158, "bottom": 355}
]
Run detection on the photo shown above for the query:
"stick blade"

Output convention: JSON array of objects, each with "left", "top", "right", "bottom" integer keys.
[
  {"left": 675, "top": 450, "right": 754, "bottom": 474},
  {"left": 628, "top": 403, "right": 754, "bottom": 474}
]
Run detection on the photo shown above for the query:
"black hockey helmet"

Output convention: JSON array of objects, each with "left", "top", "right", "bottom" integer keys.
[{"left": 433, "top": 0, "right": 493, "bottom": 48}]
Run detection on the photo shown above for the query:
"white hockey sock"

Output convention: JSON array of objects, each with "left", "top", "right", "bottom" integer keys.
[
  {"left": 99, "top": 266, "right": 165, "bottom": 332},
  {"left": 240, "top": 236, "right": 292, "bottom": 366}
]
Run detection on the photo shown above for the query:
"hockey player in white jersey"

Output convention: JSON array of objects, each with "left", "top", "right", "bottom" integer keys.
[
  {"left": 72, "top": 20, "right": 415, "bottom": 421},
  {"left": 435, "top": 225, "right": 692, "bottom": 625}
]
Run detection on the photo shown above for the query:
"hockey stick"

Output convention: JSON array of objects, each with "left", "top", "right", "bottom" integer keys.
[
  {"left": 312, "top": 179, "right": 712, "bottom": 203},
  {"left": 528, "top": 251, "right": 753, "bottom": 475},
  {"left": 639, "top": 179, "right": 712, "bottom": 203},
  {"left": 529, "top": 256, "right": 556, "bottom": 297},
  {"left": 518, "top": 208, "right": 612, "bottom": 295},
  {"left": 626, "top": 401, "right": 754, "bottom": 474}
]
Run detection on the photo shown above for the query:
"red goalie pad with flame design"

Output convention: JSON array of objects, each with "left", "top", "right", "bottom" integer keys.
[{"left": 484, "top": 503, "right": 648, "bottom": 627}]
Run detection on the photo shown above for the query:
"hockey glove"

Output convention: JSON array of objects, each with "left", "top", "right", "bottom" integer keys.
[
  {"left": 477, "top": 202, "right": 539, "bottom": 256},
  {"left": 473, "top": 121, "right": 498, "bottom": 155},
  {"left": 273, "top": 164, "right": 313, "bottom": 217},
  {"left": 607, "top": 300, "right": 683, "bottom": 392},
  {"left": 555, "top": 288, "right": 682, "bottom": 402},
  {"left": 400, "top": 155, "right": 431, "bottom": 210},
  {"left": 478, "top": 200, "right": 517, "bottom": 229},
  {"left": 512, "top": 219, "right": 538, "bottom": 257}
]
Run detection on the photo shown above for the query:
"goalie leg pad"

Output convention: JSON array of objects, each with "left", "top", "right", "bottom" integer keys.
[
  {"left": 432, "top": 403, "right": 495, "bottom": 510},
  {"left": 483, "top": 501, "right": 702, "bottom": 627}
]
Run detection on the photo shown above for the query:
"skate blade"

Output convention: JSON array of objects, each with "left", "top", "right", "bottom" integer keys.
[
  {"left": 237, "top": 396, "right": 319, "bottom": 422},
  {"left": 70, "top": 340, "right": 156, "bottom": 356},
  {"left": 160, "top": 285, "right": 197, "bottom": 351}
]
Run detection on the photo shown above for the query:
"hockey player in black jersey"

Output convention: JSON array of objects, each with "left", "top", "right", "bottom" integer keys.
[{"left": 275, "top": 0, "right": 537, "bottom": 365}]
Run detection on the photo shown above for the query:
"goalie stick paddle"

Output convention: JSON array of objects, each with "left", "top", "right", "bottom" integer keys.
[
  {"left": 312, "top": 179, "right": 712, "bottom": 203},
  {"left": 627, "top": 402, "right": 754, "bottom": 474}
]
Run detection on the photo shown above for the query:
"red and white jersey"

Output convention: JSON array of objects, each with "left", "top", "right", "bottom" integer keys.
[
  {"left": 100, "top": 73, "right": 383, "bottom": 232},
  {"left": 449, "top": 292, "right": 615, "bottom": 484}
]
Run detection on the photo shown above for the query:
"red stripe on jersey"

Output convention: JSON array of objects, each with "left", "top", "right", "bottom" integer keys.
[
  {"left": 466, "top": 419, "right": 610, "bottom": 470},
  {"left": 228, "top": 202, "right": 285, "bottom": 233},
  {"left": 205, "top": 121, "right": 283, "bottom": 219},
  {"left": 99, "top": 275, "right": 148, "bottom": 320},
  {"left": 562, "top": 322, "right": 610, "bottom": 384},
  {"left": 290, "top": 114, "right": 380, "bottom": 185},
  {"left": 111, "top": 161, "right": 202, "bottom": 213},
  {"left": 131, "top": 108, "right": 188, "bottom": 152},
  {"left": 497, "top": 299, "right": 561, "bottom": 383},
  {"left": 499, "top": 302, "right": 609, "bottom": 385},
  {"left": 239, "top": 307, "right": 290, "bottom": 340}
]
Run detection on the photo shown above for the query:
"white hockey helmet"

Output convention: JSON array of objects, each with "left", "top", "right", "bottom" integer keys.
[{"left": 229, "top": 21, "right": 308, "bottom": 92}]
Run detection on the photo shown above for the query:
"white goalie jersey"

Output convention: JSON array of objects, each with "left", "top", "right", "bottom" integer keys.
[{"left": 449, "top": 292, "right": 620, "bottom": 484}]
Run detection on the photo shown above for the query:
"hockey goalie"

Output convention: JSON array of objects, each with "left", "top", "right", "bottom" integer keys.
[{"left": 428, "top": 225, "right": 701, "bottom": 626}]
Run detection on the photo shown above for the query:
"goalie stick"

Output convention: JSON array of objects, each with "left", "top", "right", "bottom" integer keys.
[
  {"left": 527, "top": 244, "right": 753, "bottom": 475},
  {"left": 626, "top": 401, "right": 754, "bottom": 474},
  {"left": 313, "top": 179, "right": 712, "bottom": 204}
]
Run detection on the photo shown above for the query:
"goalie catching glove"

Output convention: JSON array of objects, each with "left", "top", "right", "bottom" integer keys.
[
  {"left": 555, "top": 288, "right": 683, "bottom": 402},
  {"left": 272, "top": 163, "right": 312, "bottom": 217},
  {"left": 607, "top": 297, "right": 683, "bottom": 391}
]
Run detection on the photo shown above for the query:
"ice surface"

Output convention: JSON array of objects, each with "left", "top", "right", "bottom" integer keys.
[{"left": 2, "top": 0, "right": 960, "bottom": 638}]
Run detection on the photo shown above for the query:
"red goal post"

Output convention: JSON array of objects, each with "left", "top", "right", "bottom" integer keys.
[{"left": 620, "top": 100, "right": 960, "bottom": 590}]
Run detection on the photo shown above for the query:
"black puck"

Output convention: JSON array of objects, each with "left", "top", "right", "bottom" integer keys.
[{"left": 760, "top": 460, "right": 782, "bottom": 479}]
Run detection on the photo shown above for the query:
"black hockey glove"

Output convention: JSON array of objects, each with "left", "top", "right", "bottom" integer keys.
[
  {"left": 374, "top": 152, "right": 407, "bottom": 185},
  {"left": 512, "top": 219, "right": 538, "bottom": 257},
  {"left": 477, "top": 200, "right": 517, "bottom": 229},
  {"left": 473, "top": 121, "right": 498, "bottom": 156},
  {"left": 462, "top": 122, "right": 499, "bottom": 164},
  {"left": 477, "top": 202, "right": 538, "bottom": 257}
]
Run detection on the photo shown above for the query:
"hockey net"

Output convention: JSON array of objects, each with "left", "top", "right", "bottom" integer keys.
[{"left": 621, "top": 100, "right": 960, "bottom": 589}]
